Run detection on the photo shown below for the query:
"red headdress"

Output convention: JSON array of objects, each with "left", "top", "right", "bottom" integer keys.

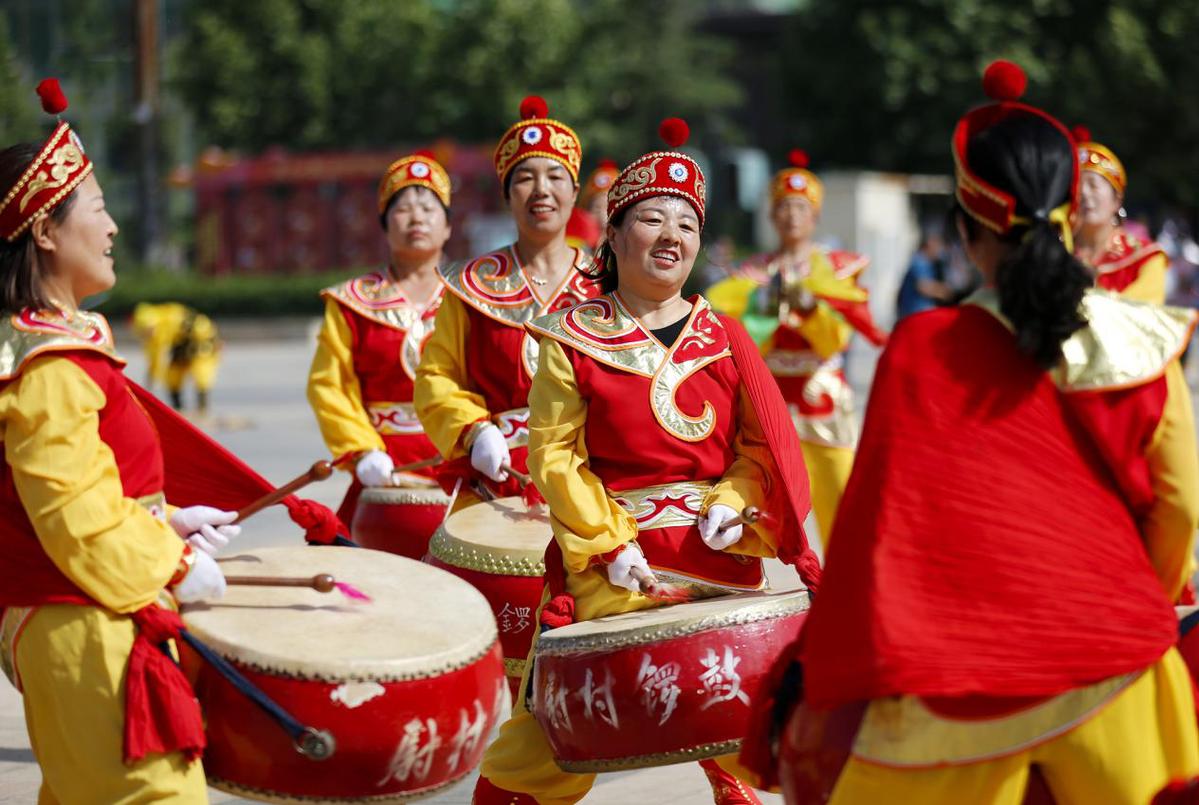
[
  {"left": 0, "top": 78, "right": 94, "bottom": 242},
  {"left": 607, "top": 117, "right": 706, "bottom": 227},
  {"left": 1071, "top": 124, "right": 1127, "bottom": 196},
  {"left": 378, "top": 148, "right": 452, "bottom": 213},
  {"left": 952, "top": 60, "right": 1078, "bottom": 249},
  {"left": 770, "top": 148, "right": 824, "bottom": 209},
  {"left": 579, "top": 158, "right": 620, "bottom": 207},
  {"left": 493, "top": 95, "right": 582, "bottom": 185}
]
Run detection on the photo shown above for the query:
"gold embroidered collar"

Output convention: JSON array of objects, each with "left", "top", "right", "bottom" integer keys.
[
  {"left": 527, "top": 293, "right": 732, "bottom": 441},
  {"left": 1091, "top": 230, "right": 1165, "bottom": 276},
  {"left": 966, "top": 287, "right": 1196, "bottom": 391},
  {"left": 439, "top": 245, "right": 594, "bottom": 327},
  {"left": 323, "top": 270, "right": 443, "bottom": 333},
  {"left": 0, "top": 307, "right": 122, "bottom": 381}
]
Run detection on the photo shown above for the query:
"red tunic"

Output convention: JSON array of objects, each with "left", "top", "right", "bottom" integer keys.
[{"left": 1093, "top": 230, "right": 1167, "bottom": 294}]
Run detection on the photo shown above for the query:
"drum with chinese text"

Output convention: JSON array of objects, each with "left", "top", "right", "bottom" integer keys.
[
  {"left": 532, "top": 589, "right": 810, "bottom": 771},
  {"left": 181, "top": 546, "right": 505, "bottom": 803},
  {"left": 425, "top": 497, "right": 551, "bottom": 698}
]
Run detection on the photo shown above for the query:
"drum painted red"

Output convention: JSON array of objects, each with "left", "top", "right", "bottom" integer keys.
[{"left": 352, "top": 487, "right": 448, "bottom": 560}]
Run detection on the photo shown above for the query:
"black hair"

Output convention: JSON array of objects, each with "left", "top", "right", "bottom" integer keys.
[
  {"left": 379, "top": 185, "right": 451, "bottom": 231},
  {"left": 961, "top": 114, "right": 1091, "bottom": 369},
  {"left": 578, "top": 206, "right": 628, "bottom": 293},
  {"left": 0, "top": 141, "right": 79, "bottom": 314}
]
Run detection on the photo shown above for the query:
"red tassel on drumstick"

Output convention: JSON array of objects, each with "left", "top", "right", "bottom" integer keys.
[{"left": 501, "top": 462, "right": 546, "bottom": 509}]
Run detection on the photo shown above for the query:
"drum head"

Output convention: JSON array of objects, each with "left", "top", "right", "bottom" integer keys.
[
  {"left": 182, "top": 547, "right": 497, "bottom": 681},
  {"left": 537, "top": 589, "right": 811, "bottom": 656},
  {"left": 358, "top": 481, "right": 449, "bottom": 506},
  {"left": 429, "top": 496, "right": 551, "bottom": 576}
]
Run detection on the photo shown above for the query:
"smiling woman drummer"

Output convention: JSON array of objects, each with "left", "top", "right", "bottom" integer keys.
[
  {"left": 0, "top": 80, "right": 232, "bottom": 802},
  {"left": 414, "top": 96, "right": 599, "bottom": 509},
  {"left": 472, "top": 119, "right": 823, "bottom": 805}
]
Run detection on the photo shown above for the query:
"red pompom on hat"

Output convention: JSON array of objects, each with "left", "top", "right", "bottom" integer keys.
[
  {"left": 788, "top": 149, "right": 810, "bottom": 169},
  {"left": 659, "top": 117, "right": 690, "bottom": 149},
  {"left": 1071, "top": 125, "right": 1093, "bottom": 144},
  {"left": 36, "top": 78, "right": 68, "bottom": 115},
  {"left": 413, "top": 148, "right": 436, "bottom": 160},
  {"left": 982, "top": 59, "right": 1027, "bottom": 102},
  {"left": 598, "top": 157, "right": 619, "bottom": 170},
  {"left": 519, "top": 95, "right": 549, "bottom": 120}
]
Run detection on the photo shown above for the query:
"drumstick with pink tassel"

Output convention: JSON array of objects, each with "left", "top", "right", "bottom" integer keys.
[{"left": 223, "top": 573, "right": 372, "bottom": 602}]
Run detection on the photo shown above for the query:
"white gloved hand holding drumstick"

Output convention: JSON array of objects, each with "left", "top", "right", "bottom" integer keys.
[
  {"left": 698, "top": 504, "right": 743, "bottom": 550},
  {"left": 172, "top": 549, "right": 227, "bottom": 603},
  {"left": 606, "top": 543, "right": 652, "bottom": 592},
  {"left": 470, "top": 423, "right": 511, "bottom": 482},
  {"left": 355, "top": 450, "right": 395, "bottom": 487},
  {"left": 170, "top": 505, "right": 241, "bottom": 557}
]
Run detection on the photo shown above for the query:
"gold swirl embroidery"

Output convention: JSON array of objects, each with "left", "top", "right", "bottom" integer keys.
[
  {"left": 400, "top": 315, "right": 433, "bottom": 381},
  {"left": 496, "top": 137, "right": 521, "bottom": 175},
  {"left": 548, "top": 129, "right": 581, "bottom": 173},
  {"left": 693, "top": 176, "right": 707, "bottom": 211},
  {"left": 609, "top": 157, "right": 660, "bottom": 205},
  {"left": 19, "top": 143, "right": 85, "bottom": 213}
]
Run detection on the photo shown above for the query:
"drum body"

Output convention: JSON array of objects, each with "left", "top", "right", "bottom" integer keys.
[
  {"left": 532, "top": 589, "right": 810, "bottom": 772},
  {"left": 181, "top": 546, "right": 505, "bottom": 804},
  {"left": 425, "top": 497, "right": 550, "bottom": 697},
  {"left": 351, "top": 473, "right": 450, "bottom": 559}
]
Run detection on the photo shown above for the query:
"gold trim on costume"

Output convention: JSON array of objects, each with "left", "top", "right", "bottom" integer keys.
[
  {"left": 611, "top": 481, "right": 712, "bottom": 530},
  {"left": 554, "top": 738, "right": 743, "bottom": 773},
  {"left": 0, "top": 307, "right": 121, "bottom": 380},
  {"left": 527, "top": 294, "right": 732, "bottom": 442},
  {"left": 966, "top": 288, "right": 1197, "bottom": 391},
  {"left": 366, "top": 402, "right": 425, "bottom": 435},
  {"left": 493, "top": 406, "right": 530, "bottom": 449},
  {"left": 852, "top": 672, "right": 1139, "bottom": 767},
  {"left": 323, "top": 273, "right": 442, "bottom": 382}
]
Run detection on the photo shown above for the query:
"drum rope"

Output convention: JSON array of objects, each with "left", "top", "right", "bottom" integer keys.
[{"left": 178, "top": 629, "right": 335, "bottom": 760}]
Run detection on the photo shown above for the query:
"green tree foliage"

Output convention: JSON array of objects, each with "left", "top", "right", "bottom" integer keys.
[
  {"left": 778, "top": 0, "right": 1199, "bottom": 208},
  {"left": 172, "top": 0, "right": 742, "bottom": 163},
  {"left": 0, "top": 13, "right": 38, "bottom": 145}
]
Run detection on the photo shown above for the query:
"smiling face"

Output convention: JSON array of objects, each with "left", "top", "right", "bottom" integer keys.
[
  {"left": 384, "top": 185, "right": 451, "bottom": 265},
  {"left": 1077, "top": 171, "right": 1122, "bottom": 230},
  {"left": 771, "top": 195, "right": 817, "bottom": 246},
  {"left": 33, "top": 174, "right": 118, "bottom": 305},
  {"left": 608, "top": 195, "right": 702, "bottom": 302},
  {"left": 506, "top": 157, "right": 578, "bottom": 240}
]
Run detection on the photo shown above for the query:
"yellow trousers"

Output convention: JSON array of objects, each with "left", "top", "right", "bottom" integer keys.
[
  {"left": 166, "top": 353, "right": 219, "bottom": 394},
  {"left": 17, "top": 604, "right": 208, "bottom": 804},
  {"left": 480, "top": 568, "right": 748, "bottom": 803},
  {"left": 799, "top": 440, "right": 854, "bottom": 551},
  {"left": 829, "top": 650, "right": 1199, "bottom": 805}
]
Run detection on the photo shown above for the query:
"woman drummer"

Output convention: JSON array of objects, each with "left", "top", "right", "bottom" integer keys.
[
  {"left": 473, "top": 119, "right": 822, "bottom": 805},
  {"left": 756, "top": 61, "right": 1198, "bottom": 804},
  {"left": 0, "top": 81, "right": 234, "bottom": 802},
  {"left": 414, "top": 96, "right": 598, "bottom": 509},
  {"left": 308, "top": 150, "right": 451, "bottom": 523},
  {"left": 1071, "top": 125, "right": 1169, "bottom": 303}
]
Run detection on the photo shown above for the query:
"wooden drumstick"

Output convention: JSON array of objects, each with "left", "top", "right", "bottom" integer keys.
[
  {"left": 716, "top": 505, "right": 764, "bottom": 534},
  {"left": 235, "top": 460, "right": 333, "bottom": 523},
  {"left": 226, "top": 573, "right": 336, "bottom": 592},
  {"left": 390, "top": 455, "right": 443, "bottom": 476},
  {"left": 500, "top": 462, "right": 532, "bottom": 487},
  {"left": 629, "top": 565, "right": 695, "bottom": 604}
]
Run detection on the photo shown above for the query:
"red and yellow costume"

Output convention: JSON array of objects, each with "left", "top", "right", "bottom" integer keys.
[
  {"left": 1074, "top": 131, "right": 1168, "bottom": 303},
  {"left": 414, "top": 97, "right": 598, "bottom": 507},
  {"left": 308, "top": 151, "right": 450, "bottom": 521},
  {"left": 131, "top": 302, "right": 220, "bottom": 411},
  {"left": 709, "top": 151, "right": 887, "bottom": 546},
  {"left": 475, "top": 120, "right": 822, "bottom": 805},
  {"left": 747, "top": 62, "right": 1199, "bottom": 805},
  {"left": 0, "top": 308, "right": 207, "bottom": 802}
]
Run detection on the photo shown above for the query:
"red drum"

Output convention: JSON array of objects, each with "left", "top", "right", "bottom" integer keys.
[
  {"left": 532, "top": 589, "right": 810, "bottom": 771},
  {"left": 425, "top": 497, "right": 550, "bottom": 698},
  {"left": 181, "top": 546, "right": 505, "bottom": 803},
  {"left": 351, "top": 472, "right": 450, "bottom": 559}
]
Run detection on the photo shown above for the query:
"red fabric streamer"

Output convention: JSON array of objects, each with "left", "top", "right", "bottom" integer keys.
[
  {"left": 128, "top": 382, "right": 349, "bottom": 543},
  {"left": 124, "top": 606, "right": 205, "bottom": 764},
  {"left": 539, "top": 539, "right": 575, "bottom": 630},
  {"left": 719, "top": 315, "right": 821, "bottom": 592}
]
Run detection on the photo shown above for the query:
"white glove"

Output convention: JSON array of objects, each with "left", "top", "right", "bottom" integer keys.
[
  {"left": 355, "top": 450, "right": 395, "bottom": 487},
  {"left": 606, "top": 543, "right": 651, "bottom": 592},
  {"left": 169, "top": 505, "right": 240, "bottom": 557},
  {"left": 172, "top": 550, "right": 226, "bottom": 603},
  {"left": 699, "top": 504, "right": 742, "bottom": 550},
  {"left": 470, "top": 423, "right": 510, "bottom": 483}
]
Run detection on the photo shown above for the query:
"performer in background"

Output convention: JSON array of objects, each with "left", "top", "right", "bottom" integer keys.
[
  {"left": 307, "top": 150, "right": 451, "bottom": 523},
  {"left": 707, "top": 149, "right": 886, "bottom": 548},
  {"left": 749, "top": 61, "right": 1199, "bottom": 805},
  {"left": 131, "top": 301, "right": 221, "bottom": 414},
  {"left": 414, "top": 96, "right": 597, "bottom": 509},
  {"left": 0, "top": 79, "right": 233, "bottom": 803},
  {"left": 1072, "top": 126, "right": 1168, "bottom": 303},
  {"left": 473, "top": 119, "right": 822, "bottom": 805}
]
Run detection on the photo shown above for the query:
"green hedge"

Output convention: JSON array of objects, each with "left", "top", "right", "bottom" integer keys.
[{"left": 91, "top": 268, "right": 362, "bottom": 318}]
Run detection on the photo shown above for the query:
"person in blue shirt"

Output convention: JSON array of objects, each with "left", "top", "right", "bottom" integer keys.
[{"left": 896, "top": 230, "right": 951, "bottom": 319}]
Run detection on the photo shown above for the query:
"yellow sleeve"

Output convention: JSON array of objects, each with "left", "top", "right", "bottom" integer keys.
[
  {"left": 527, "top": 339, "right": 639, "bottom": 573},
  {"left": 704, "top": 384, "right": 778, "bottom": 559},
  {"left": 306, "top": 297, "right": 386, "bottom": 461},
  {"left": 1120, "top": 253, "right": 1168, "bottom": 305},
  {"left": 413, "top": 292, "right": 491, "bottom": 459},
  {"left": 791, "top": 300, "right": 852, "bottom": 359},
  {"left": 1, "top": 356, "right": 183, "bottom": 613},
  {"left": 1142, "top": 360, "right": 1199, "bottom": 599}
]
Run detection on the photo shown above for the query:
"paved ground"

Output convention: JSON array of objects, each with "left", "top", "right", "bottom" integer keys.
[{"left": 2, "top": 321, "right": 852, "bottom": 804}]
